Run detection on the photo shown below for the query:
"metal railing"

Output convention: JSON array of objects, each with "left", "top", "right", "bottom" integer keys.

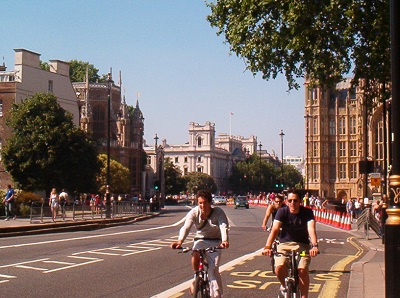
[
  {"left": 357, "top": 206, "right": 381, "bottom": 239},
  {"left": 30, "top": 200, "right": 157, "bottom": 223}
]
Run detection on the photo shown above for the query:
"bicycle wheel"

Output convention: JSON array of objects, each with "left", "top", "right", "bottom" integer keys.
[
  {"left": 286, "top": 280, "right": 294, "bottom": 298},
  {"left": 193, "top": 276, "right": 207, "bottom": 298}
]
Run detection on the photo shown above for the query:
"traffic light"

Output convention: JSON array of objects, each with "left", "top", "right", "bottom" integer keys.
[
  {"left": 280, "top": 178, "right": 284, "bottom": 188},
  {"left": 275, "top": 179, "right": 280, "bottom": 188},
  {"left": 154, "top": 180, "right": 160, "bottom": 190}
]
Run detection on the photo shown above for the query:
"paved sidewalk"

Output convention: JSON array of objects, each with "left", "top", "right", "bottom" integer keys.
[{"left": 347, "top": 223, "right": 385, "bottom": 298}]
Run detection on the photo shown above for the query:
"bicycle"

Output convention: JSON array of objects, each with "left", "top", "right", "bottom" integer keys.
[
  {"left": 273, "top": 249, "right": 309, "bottom": 298},
  {"left": 176, "top": 246, "right": 221, "bottom": 298}
]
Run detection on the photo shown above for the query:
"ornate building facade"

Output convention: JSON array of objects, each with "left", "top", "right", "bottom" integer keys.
[
  {"left": 304, "top": 78, "right": 389, "bottom": 201},
  {"left": 73, "top": 77, "right": 145, "bottom": 196}
]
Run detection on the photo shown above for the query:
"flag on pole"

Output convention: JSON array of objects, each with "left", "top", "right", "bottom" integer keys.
[{"left": 230, "top": 112, "right": 234, "bottom": 116}]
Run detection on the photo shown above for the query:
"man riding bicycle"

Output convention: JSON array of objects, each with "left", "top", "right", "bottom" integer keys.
[
  {"left": 261, "top": 193, "right": 286, "bottom": 231},
  {"left": 262, "top": 189, "right": 319, "bottom": 298},
  {"left": 171, "top": 190, "right": 229, "bottom": 298}
]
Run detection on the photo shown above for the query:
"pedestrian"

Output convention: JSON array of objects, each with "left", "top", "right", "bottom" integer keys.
[
  {"left": 170, "top": 190, "right": 229, "bottom": 298},
  {"left": 3, "top": 184, "right": 16, "bottom": 221},
  {"left": 49, "top": 188, "right": 59, "bottom": 222},
  {"left": 346, "top": 197, "right": 354, "bottom": 222}
]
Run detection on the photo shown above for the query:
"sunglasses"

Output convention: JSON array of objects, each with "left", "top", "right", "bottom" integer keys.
[
  {"left": 274, "top": 201, "right": 283, "bottom": 204},
  {"left": 287, "top": 199, "right": 299, "bottom": 203}
]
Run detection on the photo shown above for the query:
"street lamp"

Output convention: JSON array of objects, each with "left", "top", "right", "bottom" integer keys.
[
  {"left": 258, "top": 142, "right": 263, "bottom": 193},
  {"left": 279, "top": 130, "right": 285, "bottom": 188},
  {"left": 385, "top": 1, "right": 400, "bottom": 296},
  {"left": 106, "top": 72, "right": 113, "bottom": 218}
]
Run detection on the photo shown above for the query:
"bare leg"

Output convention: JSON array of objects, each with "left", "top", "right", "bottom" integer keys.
[{"left": 298, "top": 268, "right": 309, "bottom": 298}]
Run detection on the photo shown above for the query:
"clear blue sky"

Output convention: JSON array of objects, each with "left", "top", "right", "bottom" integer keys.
[{"left": 2, "top": 0, "right": 305, "bottom": 157}]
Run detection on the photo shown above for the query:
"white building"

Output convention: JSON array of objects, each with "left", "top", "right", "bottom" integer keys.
[{"left": 145, "top": 121, "right": 258, "bottom": 192}]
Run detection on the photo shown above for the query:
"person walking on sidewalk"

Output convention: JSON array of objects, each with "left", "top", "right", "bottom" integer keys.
[
  {"left": 263, "top": 189, "right": 319, "bottom": 298},
  {"left": 3, "top": 184, "right": 16, "bottom": 221},
  {"left": 49, "top": 188, "right": 59, "bottom": 222}
]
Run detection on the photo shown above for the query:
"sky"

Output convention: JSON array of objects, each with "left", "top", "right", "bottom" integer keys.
[{"left": 2, "top": 0, "right": 305, "bottom": 157}]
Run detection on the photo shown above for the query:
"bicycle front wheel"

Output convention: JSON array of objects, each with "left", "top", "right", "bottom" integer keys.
[
  {"left": 286, "top": 280, "right": 294, "bottom": 298},
  {"left": 193, "top": 276, "right": 209, "bottom": 298}
]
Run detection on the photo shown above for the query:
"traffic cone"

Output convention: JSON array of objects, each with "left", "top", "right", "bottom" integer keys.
[
  {"left": 345, "top": 214, "right": 351, "bottom": 230},
  {"left": 335, "top": 212, "right": 341, "bottom": 228},
  {"left": 339, "top": 213, "right": 345, "bottom": 229}
]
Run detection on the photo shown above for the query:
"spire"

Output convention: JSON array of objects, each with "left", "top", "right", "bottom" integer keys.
[{"left": 136, "top": 92, "right": 141, "bottom": 108}]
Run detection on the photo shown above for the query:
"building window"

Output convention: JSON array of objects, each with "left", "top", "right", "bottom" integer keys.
[
  {"left": 0, "top": 100, "right": 2, "bottom": 117},
  {"left": 313, "top": 142, "right": 318, "bottom": 157},
  {"left": 329, "top": 164, "right": 336, "bottom": 181},
  {"left": 197, "top": 137, "right": 202, "bottom": 147},
  {"left": 312, "top": 164, "right": 319, "bottom": 180},
  {"left": 184, "top": 167, "right": 188, "bottom": 175},
  {"left": 311, "top": 88, "right": 318, "bottom": 104},
  {"left": 339, "top": 117, "right": 346, "bottom": 135},
  {"left": 350, "top": 141, "right": 357, "bottom": 157},
  {"left": 349, "top": 116, "right": 357, "bottom": 134},
  {"left": 197, "top": 167, "right": 202, "bottom": 173},
  {"left": 313, "top": 118, "right": 318, "bottom": 134},
  {"left": 339, "top": 142, "right": 346, "bottom": 157},
  {"left": 339, "top": 163, "right": 347, "bottom": 179},
  {"left": 329, "top": 143, "right": 336, "bottom": 158},
  {"left": 350, "top": 163, "right": 357, "bottom": 179},
  {"left": 329, "top": 119, "right": 335, "bottom": 135},
  {"left": 175, "top": 157, "right": 179, "bottom": 163},
  {"left": 184, "top": 156, "right": 188, "bottom": 163},
  {"left": 197, "top": 156, "right": 201, "bottom": 162},
  {"left": 48, "top": 80, "right": 53, "bottom": 93}
]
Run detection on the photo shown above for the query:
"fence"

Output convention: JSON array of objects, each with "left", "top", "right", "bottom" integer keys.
[
  {"left": 356, "top": 207, "right": 381, "bottom": 239},
  {"left": 30, "top": 200, "right": 156, "bottom": 223}
]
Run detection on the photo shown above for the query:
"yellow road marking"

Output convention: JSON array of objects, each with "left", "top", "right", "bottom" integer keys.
[{"left": 317, "top": 237, "right": 363, "bottom": 298}]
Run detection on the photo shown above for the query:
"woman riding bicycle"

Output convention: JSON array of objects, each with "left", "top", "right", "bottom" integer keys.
[
  {"left": 262, "top": 189, "right": 319, "bottom": 298},
  {"left": 171, "top": 190, "right": 229, "bottom": 298}
]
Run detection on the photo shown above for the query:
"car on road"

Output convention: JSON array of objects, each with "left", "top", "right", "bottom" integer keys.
[
  {"left": 213, "top": 196, "right": 227, "bottom": 205},
  {"left": 234, "top": 196, "right": 249, "bottom": 209}
]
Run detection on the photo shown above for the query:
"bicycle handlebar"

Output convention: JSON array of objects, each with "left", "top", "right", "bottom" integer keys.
[{"left": 174, "top": 246, "right": 223, "bottom": 253}]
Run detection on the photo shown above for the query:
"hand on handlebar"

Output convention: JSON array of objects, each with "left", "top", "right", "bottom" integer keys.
[
  {"left": 170, "top": 241, "right": 182, "bottom": 249},
  {"left": 309, "top": 247, "right": 319, "bottom": 257},
  {"left": 262, "top": 247, "right": 273, "bottom": 257},
  {"left": 219, "top": 241, "right": 229, "bottom": 249}
]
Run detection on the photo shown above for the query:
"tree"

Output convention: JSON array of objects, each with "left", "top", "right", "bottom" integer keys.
[
  {"left": 69, "top": 60, "right": 102, "bottom": 83},
  {"left": 96, "top": 154, "right": 130, "bottom": 195},
  {"left": 164, "top": 158, "right": 185, "bottom": 195},
  {"left": 207, "top": 0, "right": 390, "bottom": 97},
  {"left": 281, "top": 164, "right": 303, "bottom": 189},
  {"left": 184, "top": 172, "right": 217, "bottom": 194},
  {"left": 2, "top": 93, "right": 100, "bottom": 193}
]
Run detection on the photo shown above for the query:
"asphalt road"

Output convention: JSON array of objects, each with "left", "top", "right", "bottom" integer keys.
[{"left": 0, "top": 204, "right": 366, "bottom": 298}]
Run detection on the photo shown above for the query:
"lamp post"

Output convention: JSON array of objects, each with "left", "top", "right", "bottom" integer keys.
[
  {"left": 279, "top": 130, "right": 285, "bottom": 186},
  {"left": 154, "top": 134, "right": 159, "bottom": 198},
  {"left": 106, "top": 72, "right": 113, "bottom": 218},
  {"left": 386, "top": 1, "right": 400, "bottom": 296},
  {"left": 258, "top": 142, "right": 262, "bottom": 193}
]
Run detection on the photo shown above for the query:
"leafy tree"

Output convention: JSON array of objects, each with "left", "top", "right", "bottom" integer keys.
[
  {"left": 281, "top": 164, "right": 303, "bottom": 189},
  {"left": 40, "top": 61, "right": 50, "bottom": 71},
  {"left": 164, "top": 158, "right": 185, "bottom": 195},
  {"left": 2, "top": 93, "right": 100, "bottom": 193},
  {"left": 184, "top": 172, "right": 217, "bottom": 194},
  {"left": 207, "top": 0, "right": 390, "bottom": 99},
  {"left": 96, "top": 154, "right": 131, "bottom": 195},
  {"left": 69, "top": 60, "right": 102, "bottom": 83}
]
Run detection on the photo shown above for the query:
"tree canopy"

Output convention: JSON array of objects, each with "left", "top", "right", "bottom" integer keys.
[
  {"left": 207, "top": 0, "right": 390, "bottom": 96},
  {"left": 69, "top": 60, "right": 102, "bottom": 83},
  {"left": 2, "top": 93, "right": 100, "bottom": 193},
  {"left": 184, "top": 172, "right": 217, "bottom": 194},
  {"left": 96, "top": 154, "right": 130, "bottom": 194},
  {"left": 164, "top": 158, "right": 185, "bottom": 195}
]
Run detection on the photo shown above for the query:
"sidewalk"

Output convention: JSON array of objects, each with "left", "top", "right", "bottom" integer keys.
[
  {"left": 0, "top": 212, "right": 160, "bottom": 238},
  {"left": 347, "top": 222, "right": 385, "bottom": 298}
]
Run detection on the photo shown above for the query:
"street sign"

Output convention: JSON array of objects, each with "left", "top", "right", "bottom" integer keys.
[{"left": 370, "top": 173, "right": 381, "bottom": 186}]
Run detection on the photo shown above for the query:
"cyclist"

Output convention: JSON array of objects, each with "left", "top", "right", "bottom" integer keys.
[
  {"left": 170, "top": 190, "right": 229, "bottom": 298},
  {"left": 262, "top": 189, "right": 319, "bottom": 298},
  {"left": 261, "top": 193, "right": 286, "bottom": 231}
]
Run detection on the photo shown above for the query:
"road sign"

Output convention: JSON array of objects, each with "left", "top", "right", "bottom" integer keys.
[{"left": 370, "top": 173, "right": 381, "bottom": 186}]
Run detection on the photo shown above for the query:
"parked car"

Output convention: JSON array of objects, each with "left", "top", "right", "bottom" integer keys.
[
  {"left": 234, "top": 196, "right": 249, "bottom": 209},
  {"left": 213, "top": 196, "right": 227, "bottom": 205}
]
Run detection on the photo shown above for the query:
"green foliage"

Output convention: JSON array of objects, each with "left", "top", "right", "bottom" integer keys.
[
  {"left": 2, "top": 92, "right": 100, "bottom": 193},
  {"left": 69, "top": 60, "right": 101, "bottom": 83},
  {"left": 207, "top": 0, "right": 390, "bottom": 96},
  {"left": 164, "top": 158, "right": 185, "bottom": 194},
  {"left": 18, "top": 204, "right": 31, "bottom": 217},
  {"left": 184, "top": 172, "right": 217, "bottom": 194},
  {"left": 96, "top": 154, "right": 130, "bottom": 194},
  {"left": 17, "top": 191, "right": 42, "bottom": 204},
  {"left": 40, "top": 61, "right": 50, "bottom": 71}
]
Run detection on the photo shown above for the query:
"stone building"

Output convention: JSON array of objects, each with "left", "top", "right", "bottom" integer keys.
[
  {"left": 145, "top": 121, "right": 258, "bottom": 194},
  {"left": 304, "top": 78, "right": 389, "bottom": 201},
  {"left": 0, "top": 49, "right": 80, "bottom": 188},
  {"left": 73, "top": 76, "right": 145, "bottom": 196}
]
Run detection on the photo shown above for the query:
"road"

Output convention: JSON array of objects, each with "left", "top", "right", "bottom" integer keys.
[{"left": 0, "top": 204, "right": 366, "bottom": 297}]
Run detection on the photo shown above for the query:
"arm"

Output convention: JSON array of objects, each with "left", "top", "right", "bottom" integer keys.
[
  {"left": 261, "top": 205, "right": 273, "bottom": 230},
  {"left": 262, "top": 220, "right": 282, "bottom": 256},
  {"left": 219, "top": 210, "right": 230, "bottom": 248},
  {"left": 307, "top": 220, "right": 319, "bottom": 257}
]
